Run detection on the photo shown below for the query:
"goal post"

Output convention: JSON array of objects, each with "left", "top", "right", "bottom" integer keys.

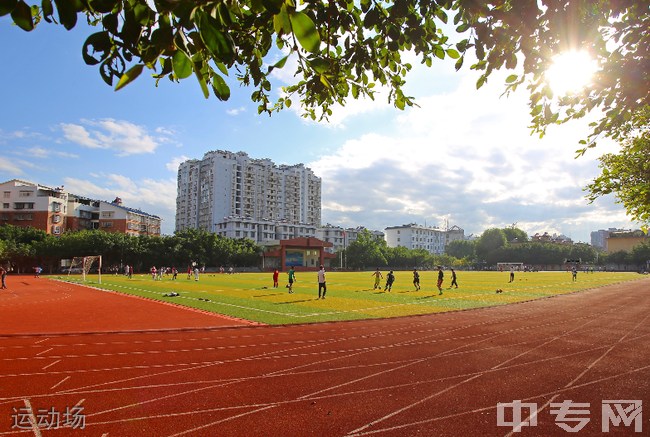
[
  {"left": 68, "top": 255, "right": 102, "bottom": 284},
  {"left": 496, "top": 262, "right": 524, "bottom": 272}
]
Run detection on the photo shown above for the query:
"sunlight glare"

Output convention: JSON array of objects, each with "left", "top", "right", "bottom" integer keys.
[{"left": 546, "top": 51, "right": 597, "bottom": 96}]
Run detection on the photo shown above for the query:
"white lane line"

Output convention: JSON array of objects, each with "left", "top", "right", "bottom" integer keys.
[
  {"left": 34, "top": 348, "right": 53, "bottom": 357},
  {"left": 34, "top": 338, "right": 49, "bottom": 345},
  {"left": 42, "top": 360, "right": 61, "bottom": 370},
  {"left": 22, "top": 399, "right": 43, "bottom": 437},
  {"left": 50, "top": 376, "right": 70, "bottom": 390}
]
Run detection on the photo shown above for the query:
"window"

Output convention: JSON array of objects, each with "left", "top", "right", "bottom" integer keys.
[
  {"left": 52, "top": 215, "right": 61, "bottom": 223},
  {"left": 2, "top": 203, "right": 8, "bottom": 209},
  {"left": 3, "top": 192, "right": 10, "bottom": 198},
  {"left": 101, "top": 211, "right": 114, "bottom": 218},
  {"left": 52, "top": 226, "right": 60, "bottom": 235},
  {"left": 13, "top": 202, "right": 34, "bottom": 210},
  {"left": 19, "top": 191, "right": 31, "bottom": 197},
  {"left": 102, "top": 221, "right": 113, "bottom": 228}
]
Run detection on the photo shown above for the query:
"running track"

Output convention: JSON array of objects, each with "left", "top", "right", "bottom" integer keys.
[{"left": 0, "top": 276, "right": 648, "bottom": 436}]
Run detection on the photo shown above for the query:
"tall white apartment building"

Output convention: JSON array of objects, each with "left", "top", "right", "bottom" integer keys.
[
  {"left": 384, "top": 223, "right": 449, "bottom": 255},
  {"left": 175, "top": 150, "right": 321, "bottom": 238}
]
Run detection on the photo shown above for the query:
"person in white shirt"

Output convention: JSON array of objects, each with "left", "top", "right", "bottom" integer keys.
[{"left": 317, "top": 265, "right": 327, "bottom": 299}]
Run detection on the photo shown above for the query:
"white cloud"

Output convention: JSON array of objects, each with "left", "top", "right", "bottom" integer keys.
[
  {"left": 226, "top": 107, "right": 246, "bottom": 116},
  {"left": 308, "top": 64, "right": 635, "bottom": 242},
  {"left": 166, "top": 155, "right": 190, "bottom": 172},
  {"left": 63, "top": 174, "right": 177, "bottom": 231},
  {"left": 25, "top": 146, "right": 79, "bottom": 159},
  {"left": 0, "top": 157, "right": 24, "bottom": 176},
  {"left": 60, "top": 119, "right": 166, "bottom": 156}
]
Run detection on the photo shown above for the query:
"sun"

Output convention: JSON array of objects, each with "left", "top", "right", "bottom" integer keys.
[{"left": 545, "top": 51, "right": 597, "bottom": 96}]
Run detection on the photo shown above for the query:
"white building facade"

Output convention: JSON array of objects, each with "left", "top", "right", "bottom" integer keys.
[
  {"left": 384, "top": 223, "right": 450, "bottom": 255},
  {"left": 176, "top": 150, "right": 322, "bottom": 239}
]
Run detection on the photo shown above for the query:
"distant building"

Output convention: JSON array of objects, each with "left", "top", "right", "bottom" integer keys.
[
  {"left": 384, "top": 223, "right": 448, "bottom": 255},
  {"left": 96, "top": 197, "right": 161, "bottom": 236},
  {"left": 0, "top": 179, "right": 68, "bottom": 235},
  {"left": 446, "top": 225, "right": 465, "bottom": 246},
  {"left": 316, "top": 224, "right": 385, "bottom": 254},
  {"left": 175, "top": 150, "right": 321, "bottom": 238},
  {"left": 591, "top": 228, "right": 629, "bottom": 250},
  {"left": 605, "top": 229, "right": 649, "bottom": 253},
  {"left": 531, "top": 232, "right": 573, "bottom": 244},
  {"left": 0, "top": 179, "right": 161, "bottom": 236}
]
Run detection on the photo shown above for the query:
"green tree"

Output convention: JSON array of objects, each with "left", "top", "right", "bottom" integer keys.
[
  {"left": 445, "top": 239, "right": 476, "bottom": 260},
  {"left": 346, "top": 229, "right": 387, "bottom": 270},
  {"left": 630, "top": 241, "right": 650, "bottom": 268},
  {"left": 586, "top": 106, "right": 650, "bottom": 230},
  {"left": 502, "top": 226, "right": 529, "bottom": 244},
  {"left": 4, "top": 0, "right": 647, "bottom": 135},
  {"left": 475, "top": 228, "right": 507, "bottom": 261}
]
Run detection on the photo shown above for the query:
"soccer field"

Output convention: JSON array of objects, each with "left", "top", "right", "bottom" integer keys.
[{"left": 56, "top": 270, "right": 644, "bottom": 325}]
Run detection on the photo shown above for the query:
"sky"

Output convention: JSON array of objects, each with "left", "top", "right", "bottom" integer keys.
[{"left": 0, "top": 17, "right": 638, "bottom": 244}]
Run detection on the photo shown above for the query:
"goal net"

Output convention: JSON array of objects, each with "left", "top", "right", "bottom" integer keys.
[
  {"left": 496, "top": 262, "right": 524, "bottom": 272},
  {"left": 68, "top": 255, "right": 102, "bottom": 284}
]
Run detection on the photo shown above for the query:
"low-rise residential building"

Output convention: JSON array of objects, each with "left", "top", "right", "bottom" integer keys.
[
  {"left": 384, "top": 223, "right": 448, "bottom": 255},
  {"left": 0, "top": 179, "right": 161, "bottom": 236},
  {"left": 213, "top": 216, "right": 317, "bottom": 243},
  {"left": 1, "top": 179, "right": 68, "bottom": 235},
  {"left": 605, "top": 229, "right": 649, "bottom": 253},
  {"left": 316, "top": 224, "right": 385, "bottom": 254}
]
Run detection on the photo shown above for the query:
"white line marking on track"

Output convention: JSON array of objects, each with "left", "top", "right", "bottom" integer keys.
[
  {"left": 34, "top": 338, "right": 49, "bottom": 345},
  {"left": 22, "top": 399, "right": 42, "bottom": 437},
  {"left": 34, "top": 348, "right": 53, "bottom": 356},
  {"left": 50, "top": 376, "right": 70, "bottom": 390},
  {"left": 41, "top": 360, "right": 60, "bottom": 370}
]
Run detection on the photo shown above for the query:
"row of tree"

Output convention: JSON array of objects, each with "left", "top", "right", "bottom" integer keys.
[
  {"left": 0, "top": 225, "right": 260, "bottom": 273},
  {"left": 343, "top": 228, "right": 650, "bottom": 270},
  {"left": 1, "top": 225, "right": 648, "bottom": 274}
]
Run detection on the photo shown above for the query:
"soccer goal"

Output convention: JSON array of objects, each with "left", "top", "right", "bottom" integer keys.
[
  {"left": 496, "top": 262, "right": 524, "bottom": 272},
  {"left": 68, "top": 255, "right": 102, "bottom": 284}
]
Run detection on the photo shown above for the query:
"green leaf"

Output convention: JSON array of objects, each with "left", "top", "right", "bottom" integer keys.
[
  {"left": 267, "top": 54, "right": 289, "bottom": 73},
  {"left": 172, "top": 50, "right": 193, "bottom": 79},
  {"left": 88, "top": 0, "right": 115, "bottom": 14},
  {"left": 454, "top": 56, "right": 463, "bottom": 71},
  {"left": 10, "top": 0, "right": 33, "bottom": 31},
  {"left": 194, "top": 69, "right": 210, "bottom": 99},
  {"left": 53, "top": 0, "right": 79, "bottom": 30},
  {"left": 215, "top": 62, "right": 228, "bottom": 76},
  {"left": 196, "top": 10, "right": 235, "bottom": 62},
  {"left": 115, "top": 63, "right": 144, "bottom": 91},
  {"left": 0, "top": 0, "right": 17, "bottom": 17},
  {"left": 445, "top": 48, "right": 460, "bottom": 59},
  {"left": 308, "top": 57, "right": 330, "bottom": 74},
  {"left": 82, "top": 31, "right": 111, "bottom": 65},
  {"left": 41, "top": 0, "right": 53, "bottom": 22},
  {"left": 290, "top": 11, "right": 320, "bottom": 54},
  {"left": 261, "top": 0, "right": 283, "bottom": 14},
  {"left": 212, "top": 73, "right": 230, "bottom": 101},
  {"left": 273, "top": 6, "right": 291, "bottom": 35},
  {"left": 505, "top": 74, "right": 518, "bottom": 84}
]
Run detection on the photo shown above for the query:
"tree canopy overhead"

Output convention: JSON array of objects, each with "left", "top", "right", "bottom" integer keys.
[{"left": 3, "top": 0, "right": 648, "bottom": 139}]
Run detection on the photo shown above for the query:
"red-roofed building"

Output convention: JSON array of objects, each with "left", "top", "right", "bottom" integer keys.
[{"left": 262, "top": 237, "right": 335, "bottom": 271}]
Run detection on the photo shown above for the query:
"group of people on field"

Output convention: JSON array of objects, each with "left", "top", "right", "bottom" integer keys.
[
  {"left": 372, "top": 266, "right": 458, "bottom": 294},
  {"left": 274, "top": 266, "right": 461, "bottom": 300}
]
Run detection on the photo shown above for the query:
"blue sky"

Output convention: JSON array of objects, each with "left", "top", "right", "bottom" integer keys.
[{"left": 0, "top": 17, "right": 638, "bottom": 243}]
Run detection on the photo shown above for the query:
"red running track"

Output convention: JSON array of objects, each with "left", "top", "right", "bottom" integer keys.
[{"left": 0, "top": 275, "right": 648, "bottom": 436}]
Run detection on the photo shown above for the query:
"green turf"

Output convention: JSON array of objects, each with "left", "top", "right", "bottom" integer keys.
[{"left": 53, "top": 270, "right": 645, "bottom": 325}]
